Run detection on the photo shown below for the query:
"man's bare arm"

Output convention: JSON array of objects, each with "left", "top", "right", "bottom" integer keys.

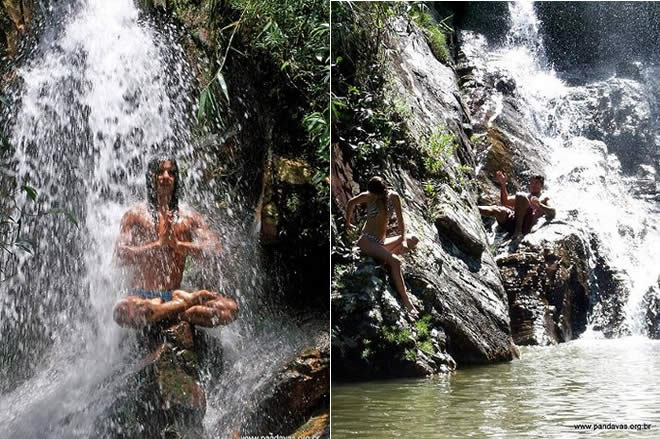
[
  {"left": 113, "top": 296, "right": 196, "bottom": 328},
  {"left": 496, "top": 170, "right": 515, "bottom": 208},
  {"left": 538, "top": 197, "right": 556, "bottom": 220},
  {"left": 114, "top": 211, "right": 160, "bottom": 265},
  {"left": 176, "top": 211, "right": 221, "bottom": 259}
]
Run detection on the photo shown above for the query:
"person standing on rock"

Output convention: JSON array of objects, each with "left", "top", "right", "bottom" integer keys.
[
  {"left": 112, "top": 157, "right": 238, "bottom": 328},
  {"left": 478, "top": 170, "right": 555, "bottom": 239},
  {"left": 345, "top": 176, "right": 419, "bottom": 314}
]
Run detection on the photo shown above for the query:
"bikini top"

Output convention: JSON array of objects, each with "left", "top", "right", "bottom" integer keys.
[{"left": 367, "top": 192, "right": 394, "bottom": 218}]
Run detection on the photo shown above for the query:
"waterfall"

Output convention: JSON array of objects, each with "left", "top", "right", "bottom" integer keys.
[
  {"left": 463, "top": 1, "right": 660, "bottom": 335},
  {"left": 0, "top": 0, "right": 307, "bottom": 436}
]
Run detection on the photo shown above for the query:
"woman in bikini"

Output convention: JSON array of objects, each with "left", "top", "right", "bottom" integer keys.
[{"left": 345, "top": 176, "right": 419, "bottom": 314}]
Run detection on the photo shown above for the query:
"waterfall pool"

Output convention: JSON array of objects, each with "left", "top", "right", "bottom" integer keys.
[{"left": 331, "top": 336, "right": 660, "bottom": 438}]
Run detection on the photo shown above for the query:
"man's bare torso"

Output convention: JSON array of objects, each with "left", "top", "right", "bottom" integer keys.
[{"left": 121, "top": 203, "right": 198, "bottom": 290}]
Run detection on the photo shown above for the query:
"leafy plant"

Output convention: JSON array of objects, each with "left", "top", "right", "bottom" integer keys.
[
  {"left": 424, "top": 126, "right": 456, "bottom": 175},
  {"left": 409, "top": 4, "right": 453, "bottom": 64}
]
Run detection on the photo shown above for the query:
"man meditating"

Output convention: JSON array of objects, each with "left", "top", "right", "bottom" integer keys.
[
  {"left": 478, "top": 170, "right": 556, "bottom": 239},
  {"left": 113, "top": 157, "right": 238, "bottom": 328}
]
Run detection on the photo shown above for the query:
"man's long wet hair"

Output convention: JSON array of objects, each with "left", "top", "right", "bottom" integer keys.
[{"left": 146, "top": 157, "right": 180, "bottom": 224}]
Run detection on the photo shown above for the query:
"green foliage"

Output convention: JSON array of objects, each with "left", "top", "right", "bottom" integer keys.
[
  {"left": 428, "top": 27, "right": 450, "bottom": 64},
  {"left": 383, "top": 325, "right": 412, "bottom": 345},
  {"left": 423, "top": 181, "right": 436, "bottom": 199},
  {"left": 424, "top": 126, "right": 456, "bottom": 175},
  {"left": 302, "top": 108, "right": 330, "bottom": 196},
  {"left": 405, "top": 348, "right": 417, "bottom": 362},
  {"left": 415, "top": 314, "right": 431, "bottom": 339},
  {"left": 470, "top": 133, "right": 485, "bottom": 144},
  {"left": 414, "top": 314, "right": 435, "bottom": 356},
  {"left": 0, "top": 131, "right": 78, "bottom": 280},
  {"left": 409, "top": 3, "right": 452, "bottom": 65}
]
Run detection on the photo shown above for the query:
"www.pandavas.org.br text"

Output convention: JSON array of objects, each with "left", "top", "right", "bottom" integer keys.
[{"left": 573, "top": 423, "right": 652, "bottom": 431}]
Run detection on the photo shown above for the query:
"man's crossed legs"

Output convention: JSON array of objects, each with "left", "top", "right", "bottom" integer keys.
[{"left": 113, "top": 289, "right": 238, "bottom": 328}]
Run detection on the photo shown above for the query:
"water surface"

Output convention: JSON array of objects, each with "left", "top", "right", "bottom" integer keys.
[{"left": 332, "top": 337, "right": 660, "bottom": 438}]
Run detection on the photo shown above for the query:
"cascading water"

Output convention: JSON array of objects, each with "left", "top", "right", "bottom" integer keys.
[
  {"left": 464, "top": 1, "right": 660, "bottom": 335},
  {"left": 0, "top": 0, "right": 308, "bottom": 436}
]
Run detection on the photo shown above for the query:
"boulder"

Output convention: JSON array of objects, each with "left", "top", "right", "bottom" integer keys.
[
  {"left": 495, "top": 224, "right": 590, "bottom": 345},
  {"left": 332, "top": 257, "right": 457, "bottom": 379},
  {"left": 97, "top": 322, "right": 212, "bottom": 439},
  {"left": 240, "top": 333, "right": 329, "bottom": 436},
  {"left": 292, "top": 410, "right": 329, "bottom": 439}
]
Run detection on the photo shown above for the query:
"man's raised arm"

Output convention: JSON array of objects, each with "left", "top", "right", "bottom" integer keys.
[{"left": 496, "top": 170, "right": 515, "bottom": 208}]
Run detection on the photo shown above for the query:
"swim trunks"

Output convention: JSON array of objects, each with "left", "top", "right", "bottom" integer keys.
[
  {"left": 130, "top": 289, "right": 173, "bottom": 302},
  {"left": 502, "top": 207, "right": 536, "bottom": 235}
]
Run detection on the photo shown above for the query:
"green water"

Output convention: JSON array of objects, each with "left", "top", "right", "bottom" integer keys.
[{"left": 332, "top": 336, "right": 660, "bottom": 438}]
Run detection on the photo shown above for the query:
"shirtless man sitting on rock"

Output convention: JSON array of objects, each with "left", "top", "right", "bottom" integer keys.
[
  {"left": 478, "top": 170, "right": 556, "bottom": 239},
  {"left": 113, "top": 157, "right": 238, "bottom": 328}
]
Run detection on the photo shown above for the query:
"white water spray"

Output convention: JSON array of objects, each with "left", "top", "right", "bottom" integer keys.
[
  {"left": 464, "top": 1, "right": 660, "bottom": 335},
  {"left": 0, "top": 0, "right": 307, "bottom": 436}
]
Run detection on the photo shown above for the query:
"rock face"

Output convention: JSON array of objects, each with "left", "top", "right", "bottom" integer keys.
[
  {"left": 98, "top": 322, "right": 213, "bottom": 439},
  {"left": 535, "top": 2, "right": 660, "bottom": 74},
  {"left": 332, "top": 17, "right": 517, "bottom": 379},
  {"left": 332, "top": 257, "right": 458, "bottom": 378},
  {"left": 556, "top": 77, "right": 655, "bottom": 173},
  {"left": 456, "top": 30, "right": 549, "bottom": 202},
  {"left": 241, "top": 333, "right": 329, "bottom": 437},
  {"left": 0, "top": 0, "right": 35, "bottom": 59},
  {"left": 495, "top": 224, "right": 590, "bottom": 345},
  {"left": 643, "top": 277, "right": 660, "bottom": 339},
  {"left": 334, "top": 6, "right": 647, "bottom": 381}
]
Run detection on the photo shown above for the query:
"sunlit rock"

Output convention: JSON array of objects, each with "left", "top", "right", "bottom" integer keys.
[{"left": 240, "top": 335, "right": 329, "bottom": 437}]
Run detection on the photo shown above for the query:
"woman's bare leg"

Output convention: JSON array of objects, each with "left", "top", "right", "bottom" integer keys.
[
  {"left": 358, "top": 236, "right": 416, "bottom": 313},
  {"left": 383, "top": 234, "right": 419, "bottom": 255}
]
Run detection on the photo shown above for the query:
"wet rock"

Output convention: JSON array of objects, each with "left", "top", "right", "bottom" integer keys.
[
  {"left": 559, "top": 77, "right": 654, "bottom": 172},
  {"left": 644, "top": 280, "right": 660, "bottom": 339},
  {"left": 495, "top": 224, "right": 592, "bottom": 345},
  {"left": 495, "top": 75, "right": 516, "bottom": 95},
  {"left": 1, "top": 0, "right": 33, "bottom": 58},
  {"left": 457, "top": 31, "right": 549, "bottom": 199},
  {"left": 241, "top": 334, "right": 329, "bottom": 436},
  {"left": 97, "top": 322, "right": 210, "bottom": 439},
  {"left": 332, "top": 18, "right": 516, "bottom": 379},
  {"left": 586, "top": 234, "right": 629, "bottom": 338},
  {"left": 292, "top": 410, "right": 329, "bottom": 439}
]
